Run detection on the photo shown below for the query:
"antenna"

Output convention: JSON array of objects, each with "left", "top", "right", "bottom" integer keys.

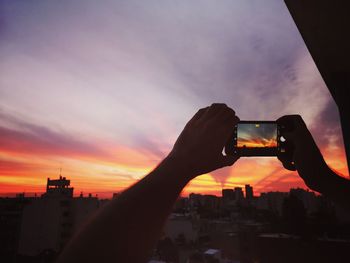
[{"left": 59, "top": 162, "right": 63, "bottom": 179}]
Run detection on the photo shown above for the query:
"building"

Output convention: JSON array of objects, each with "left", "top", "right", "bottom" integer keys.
[
  {"left": 222, "top": 188, "right": 244, "bottom": 207},
  {"left": 44, "top": 176, "right": 73, "bottom": 198},
  {"left": 0, "top": 196, "right": 34, "bottom": 262},
  {"left": 163, "top": 214, "right": 198, "bottom": 243},
  {"left": 234, "top": 187, "right": 244, "bottom": 201},
  {"left": 289, "top": 188, "right": 317, "bottom": 213},
  {"left": 189, "top": 194, "right": 219, "bottom": 210},
  {"left": 245, "top": 184, "right": 254, "bottom": 200},
  {"left": 256, "top": 192, "right": 288, "bottom": 216},
  {"left": 222, "top": 189, "right": 234, "bottom": 201},
  {"left": 17, "top": 176, "right": 101, "bottom": 257}
]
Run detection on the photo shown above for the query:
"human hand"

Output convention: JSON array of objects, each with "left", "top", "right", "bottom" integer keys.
[
  {"left": 277, "top": 115, "right": 332, "bottom": 192},
  {"left": 168, "top": 103, "right": 240, "bottom": 180}
]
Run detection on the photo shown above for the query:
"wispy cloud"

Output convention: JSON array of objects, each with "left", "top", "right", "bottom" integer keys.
[{"left": 0, "top": 110, "right": 110, "bottom": 159}]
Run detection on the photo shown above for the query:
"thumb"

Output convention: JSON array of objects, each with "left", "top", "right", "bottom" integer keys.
[
  {"left": 219, "top": 154, "right": 239, "bottom": 168},
  {"left": 282, "top": 130, "right": 295, "bottom": 141}
]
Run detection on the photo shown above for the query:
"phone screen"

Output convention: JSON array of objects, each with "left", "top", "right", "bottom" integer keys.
[
  {"left": 225, "top": 121, "right": 279, "bottom": 156},
  {"left": 237, "top": 123, "right": 277, "bottom": 149}
]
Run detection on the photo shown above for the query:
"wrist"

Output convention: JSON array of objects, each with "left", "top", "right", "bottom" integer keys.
[
  {"left": 317, "top": 168, "right": 348, "bottom": 195},
  {"left": 309, "top": 163, "right": 341, "bottom": 195},
  {"left": 160, "top": 154, "right": 195, "bottom": 184}
]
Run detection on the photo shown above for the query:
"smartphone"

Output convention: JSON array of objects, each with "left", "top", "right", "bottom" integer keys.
[{"left": 225, "top": 121, "right": 285, "bottom": 156}]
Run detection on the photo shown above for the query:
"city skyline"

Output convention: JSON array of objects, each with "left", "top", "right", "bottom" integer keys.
[
  {"left": 0, "top": 0, "right": 348, "bottom": 198},
  {"left": 2, "top": 169, "right": 334, "bottom": 263},
  {"left": 0, "top": 174, "right": 315, "bottom": 199}
]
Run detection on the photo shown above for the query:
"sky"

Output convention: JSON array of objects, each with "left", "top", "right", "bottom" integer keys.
[{"left": 0, "top": 0, "right": 348, "bottom": 198}]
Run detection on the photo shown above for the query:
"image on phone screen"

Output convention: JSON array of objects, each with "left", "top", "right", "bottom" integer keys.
[
  {"left": 237, "top": 123, "right": 277, "bottom": 149},
  {"left": 225, "top": 121, "right": 279, "bottom": 156}
]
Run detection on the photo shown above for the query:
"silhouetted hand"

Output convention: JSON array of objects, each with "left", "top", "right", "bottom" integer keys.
[
  {"left": 277, "top": 115, "right": 332, "bottom": 193},
  {"left": 168, "top": 103, "right": 240, "bottom": 180}
]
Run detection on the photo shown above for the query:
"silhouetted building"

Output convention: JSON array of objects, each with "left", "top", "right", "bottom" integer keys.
[
  {"left": 44, "top": 176, "right": 73, "bottom": 198},
  {"left": 222, "top": 188, "right": 244, "bottom": 206},
  {"left": 189, "top": 193, "right": 203, "bottom": 208},
  {"left": 289, "top": 188, "right": 317, "bottom": 213},
  {"left": 17, "top": 176, "right": 101, "bottom": 258},
  {"left": 0, "top": 196, "right": 33, "bottom": 262},
  {"left": 202, "top": 195, "right": 220, "bottom": 210},
  {"left": 164, "top": 214, "right": 198, "bottom": 243},
  {"left": 245, "top": 184, "right": 254, "bottom": 200},
  {"left": 189, "top": 194, "right": 219, "bottom": 210},
  {"left": 222, "top": 189, "right": 235, "bottom": 205},
  {"left": 221, "top": 189, "right": 233, "bottom": 199},
  {"left": 234, "top": 187, "right": 244, "bottom": 201},
  {"left": 256, "top": 192, "right": 288, "bottom": 216}
]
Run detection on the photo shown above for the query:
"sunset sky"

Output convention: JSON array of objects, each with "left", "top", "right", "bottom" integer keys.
[{"left": 0, "top": 0, "right": 348, "bottom": 198}]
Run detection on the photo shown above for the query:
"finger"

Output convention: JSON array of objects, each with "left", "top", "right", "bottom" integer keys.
[
  {"left": 223, "top": 111, "right": 240, "bottom": 124},
  {"left": 214, "top": 113, "right": 239, "bottom": 132},
  {"left": 218, "top": 114, "right": 240, "bottom": 139},
  {"left": 279, "top": 116, "right": 309, "bottom": 143},
  {"left": 277, "top": 154, "right": 296, "bottom": 171},
  {"left": 218, "top": 106, "right": 237, "bottom": 121},
  {"left": 277, "top": 114, "right": 302, "bottom": 123},
  {"left": 211, "top": 103, "right": 228, "bottom": 108},
  {"left": 186, "top": 107, "right": 209, "bottom": 126},
  {"left": 209, "top": 106, "right": 238, "bottom": 129},
  {"left": 277, "top": 114, "right": 305, "bottom": 132},
  {"left": 219, "top": 154, "right": 239, "bottom": 168},
  {"left": 204, "top": 103, "right": 229, "bottom": 118},
  {"left": 281, "top": 130, "right": 295, "bottom": 141},
  {"left": 209, "top": 114, "right": 239, "bottom": 152},
  {"left": 277, "top": 115, "right": 306, "bottom": 144},
  {"left": 282, "top": 160, "right": 296, "bottom": 171}
]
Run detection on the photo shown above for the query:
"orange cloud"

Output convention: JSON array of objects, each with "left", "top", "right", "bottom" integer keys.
[{"left": 0, "top": 112, "right": 348, "bottom": 198}]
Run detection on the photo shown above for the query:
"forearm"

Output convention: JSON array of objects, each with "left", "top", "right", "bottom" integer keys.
[
  {"left": 339, "top": 107, "right": 350, "bottom": 176},
  {"left": 294, "top": 137, "right": 350, "bottom": 209},
  {"left": 57, "top": 156, "right": 191, "bottom": 263},
  {"left": 57, "top": 104, "right": 238, "bottom": 263},
  {"left": 318, "top": 167, "right": 350, "bottom": 209}
]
